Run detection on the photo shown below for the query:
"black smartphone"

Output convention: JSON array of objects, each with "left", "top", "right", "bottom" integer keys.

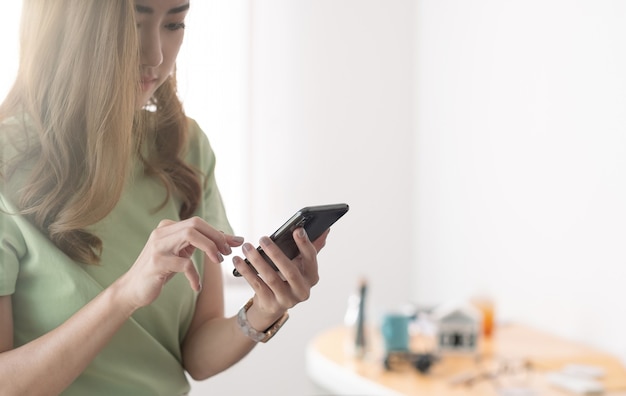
[{"left": 232, "top": 203, "right": 349, "bottom": 277}]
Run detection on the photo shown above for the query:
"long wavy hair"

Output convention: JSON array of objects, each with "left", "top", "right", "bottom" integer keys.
[{"left": 0, "top": 0, "right": 201, "bottom": 265}]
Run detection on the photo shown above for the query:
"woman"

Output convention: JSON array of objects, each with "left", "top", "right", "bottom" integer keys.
[{"left": 0, "top": 1, "right": 327, "bottom": 395}]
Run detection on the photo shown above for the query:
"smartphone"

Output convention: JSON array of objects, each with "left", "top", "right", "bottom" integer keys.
[{"left": 232, "top": 203, "right": 349, "bottom": 277}]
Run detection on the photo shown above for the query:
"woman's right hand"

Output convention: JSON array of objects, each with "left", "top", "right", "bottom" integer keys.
[
  {"left": 115, "top": 217, "right": 243, "bottom": 310},
  {"left": 0, "top": 216, "right": 244, "bottom": 396}
]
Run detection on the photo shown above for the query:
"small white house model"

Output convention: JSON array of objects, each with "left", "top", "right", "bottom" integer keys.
[{"left": 432, "top": 302, "right": 481, "bottom": 354}]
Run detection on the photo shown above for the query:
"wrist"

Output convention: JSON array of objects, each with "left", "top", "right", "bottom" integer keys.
[
  {"left": 245, "top": 299, "right": 284, "bottom": 330},
  {"left": 237, "top": 298, "right": 289, "bottom": 343},
  {"left": 108, "top": 277, "right": 141, "bottom": 317}
]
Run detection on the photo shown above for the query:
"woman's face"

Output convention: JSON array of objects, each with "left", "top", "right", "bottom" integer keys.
[{"left": 134, "top": 0, "right": 189, "bottom": 106}]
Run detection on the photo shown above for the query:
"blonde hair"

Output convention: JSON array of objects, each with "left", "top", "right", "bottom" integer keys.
[{"left": 0, "top": 0, "right": 200, "bottom": 264}]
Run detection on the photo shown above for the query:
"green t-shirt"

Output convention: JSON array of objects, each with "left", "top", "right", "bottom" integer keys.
[{"left": 0, "top": 118, "right": 232, "bottom": 395}]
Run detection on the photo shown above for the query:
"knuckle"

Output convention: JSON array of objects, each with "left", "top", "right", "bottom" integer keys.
[
  {"left": 236, "top": 262, "right": 250, "bottom": 276},
  {"left": 264, "top": 273, "right": 284, "bottom": 288},
  {"left": 181, "top": 227, "right": 195, "bottom": 240},
  {"left": 189, "top": 216, "right": 204, "bottom": 227},
  {"left": 157, "top": 219, "right": 172, "bottom": 228},
  {"left": 296, "top": 289, "right": 311, "bottom": 302},
  {"left": 248, "top": 276, "right": 263, "bottom": 291},
  {"left": 278, "top": 265, "right": 298, "bottom": 279},
  {"left": 150, "top": 227, "right": 164, "bottom": 240},
  {"left": 182, "top": 258, "right": 194, "bottom": 270},
  {"left": 235, "top": 258, "right": 253, "bottom": 276}
]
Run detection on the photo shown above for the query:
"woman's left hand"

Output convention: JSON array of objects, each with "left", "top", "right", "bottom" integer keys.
[{"left": 232, "top": 227, "right": 329, "bottom": 328}]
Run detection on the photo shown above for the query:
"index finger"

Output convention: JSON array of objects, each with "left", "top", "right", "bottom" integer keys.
[{"left": 160, "top": 217, "right": 242, "bottom": 255}]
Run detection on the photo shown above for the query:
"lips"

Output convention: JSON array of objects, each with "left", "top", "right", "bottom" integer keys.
[{"left": 141, "top": 76, "right": 158, "bottom": 91}]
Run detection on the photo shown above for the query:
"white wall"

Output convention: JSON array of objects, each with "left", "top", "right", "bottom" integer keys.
[
  {"left": 176, "top": 0, "right": 250, "bottom": 235},
  {"left": 190, "top": 1, "right": 415, "bottom": 395},
  {"left": 0, "top": 4, "right": 20, "bottom": 98},
  {"left": 413, "top": 0, "right": 626, "bottom": 362}
]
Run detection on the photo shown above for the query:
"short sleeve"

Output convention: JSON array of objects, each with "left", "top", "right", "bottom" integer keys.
[
  {"left": 186, "top": 118, "right": 234, "bottom": 235},
  {"left": 0, "top": 195, "right": 25, "bottom": 296}
]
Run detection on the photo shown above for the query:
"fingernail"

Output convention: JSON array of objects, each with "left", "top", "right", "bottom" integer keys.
[
  {"left": 217, "top": 253, "right": 224, "bottom": 262},
  {"left": 242, "top": 243, "right": 253, "bottom": 252},
  {"left": 298, "top": 228, "right": 307, "bottom": 239},
  {"left": 260, "top": 236, "right": 271, "bottom": 247},
  {"left": 224, "top": 243, "right": 232, "bottom": 254},
  {"left": 232, "top": 236, "right": 244, "bottom": 244}
]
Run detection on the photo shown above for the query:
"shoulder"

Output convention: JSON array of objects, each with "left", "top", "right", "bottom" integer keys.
[
  {"left": 184, "top": 118, "right": 233, "bottom": 233},
  {"left": 186, "top": 117, "right": 213, "bottom": 151},
  {"left": 0, "top": 192, "right": 28, "bottom": 296},
  {"left": 184, "top": 117, "right": 217, "bottom": 171}
]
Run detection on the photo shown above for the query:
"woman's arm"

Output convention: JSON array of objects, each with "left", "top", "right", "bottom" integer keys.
[
  {"left": 180, "top": 255, "right": 258, "bottom": 380},
  {"left": 0, "top": 217, "right": 240, "bottom": 395},
  {"left": 0, "top": 283, "right": 136, "bottom": 396},
  {"left": 182, "top": 227, "right": 328, "bottom": 380}
]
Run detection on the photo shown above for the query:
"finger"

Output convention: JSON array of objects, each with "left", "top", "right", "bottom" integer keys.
[
  {"left": 181, "top": 217, "right": 245, "bottom": 255},
  {"left": 159, "top": 217, "right": 236, "bottom": 256},
  {"left": 241, "top": 242, "right": 289, "bottom": 288},
  {"left": 293, "top": 227, "right": 318, "bottom": 260},
  {"left": 232, "top": 255, "right": 273, "bottom": 299},
  {"left": 171, "top": 256, "right": 202, "bottom": 292},
  {"left": 291, "top": 228, "right": 320, "bottom": 287},
  {"left": 233, "top": 255, "right": 298, "bottom": 315},
  {"left": 152, "top": 217, "right": 241, "bottom": 262},
  {"left": 153, "top": 225, "right": 224, "bottom": 264},
  {"left": 180, "top": 228, "right": 226, "bottom": 263},
  {"left": 255, "top": 237, "right": 311, "bottom": 302},
  {"left": 224, "top": 233, "right": 245, "bottom": 248}
]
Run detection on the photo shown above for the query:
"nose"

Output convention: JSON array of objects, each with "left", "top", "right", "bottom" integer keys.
[{"left": 139, "top": 27, "right": 163, "bottom": 67}]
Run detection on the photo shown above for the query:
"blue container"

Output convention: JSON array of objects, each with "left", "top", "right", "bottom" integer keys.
[{"left": 381, "top": 313, "right": 411, "bottom": 352}]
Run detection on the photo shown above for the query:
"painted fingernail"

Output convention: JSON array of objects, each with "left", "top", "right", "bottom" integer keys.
[
  {"left": 224, "top": 243, "right": 232, "bottom": 254},
  {"left": 232, "top": 236, "right": 244, "bottom": 244},
  {"left": 217, "top": 253, "right": 224, "bottom": 262},
  {"left": 242, "top": 243, "right": 253, "bottom": 252},
  {"left": 260, "top": 236, "right": 271, "bottom": 247}
]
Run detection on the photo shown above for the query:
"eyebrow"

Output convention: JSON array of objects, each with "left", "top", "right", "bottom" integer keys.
[{"left": 135, "top": 3, "right": 190, "bottom": 15}]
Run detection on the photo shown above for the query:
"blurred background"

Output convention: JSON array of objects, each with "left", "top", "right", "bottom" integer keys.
[{"left": 2, "top": 0, "right": 626, "bottom": 395}]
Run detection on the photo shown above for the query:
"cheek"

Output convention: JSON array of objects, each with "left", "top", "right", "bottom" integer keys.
[{"left": 161, "top": 35, "right": 184, "bottom": 74}]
